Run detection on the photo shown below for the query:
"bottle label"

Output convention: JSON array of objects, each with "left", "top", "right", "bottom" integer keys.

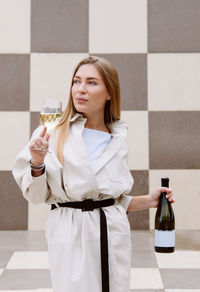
[{"left": 155, "top": 230, "right": 175, "bottom": 247}]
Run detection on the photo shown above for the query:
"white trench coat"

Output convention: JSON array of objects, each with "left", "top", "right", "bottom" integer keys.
[{"left": 12, "top": 113, "right": 134, "bottom": 292}]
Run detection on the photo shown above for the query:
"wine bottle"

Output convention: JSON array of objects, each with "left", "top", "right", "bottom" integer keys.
[{"left": 154, "top": 177, "right": 175, "bottom": 253}]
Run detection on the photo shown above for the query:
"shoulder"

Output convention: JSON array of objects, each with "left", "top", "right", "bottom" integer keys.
[{"left": 109, "top": 119, "right": 128, "bottom": 137}]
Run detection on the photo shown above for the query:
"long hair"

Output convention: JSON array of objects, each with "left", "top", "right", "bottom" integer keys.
[{"left": 55, "top": 56, "right": 121, "bottom": 164}]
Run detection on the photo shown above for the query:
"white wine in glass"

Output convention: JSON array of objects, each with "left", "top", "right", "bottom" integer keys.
[{"left": 40, "top": 98, "right": 62, "bottom": 131}]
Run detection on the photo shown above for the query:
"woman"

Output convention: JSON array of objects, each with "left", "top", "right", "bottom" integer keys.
[{"left": 12, "top": 56, "right": 175, "bottom": 292}]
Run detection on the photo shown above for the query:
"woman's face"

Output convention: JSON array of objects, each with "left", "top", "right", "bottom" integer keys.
[{"left": 72, "top": 64, "right": 110, "bottom": 116}]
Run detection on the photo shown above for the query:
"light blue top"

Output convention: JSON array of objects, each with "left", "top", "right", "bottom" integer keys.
[{"left": 82, "top": 128, "right": 112, "bottom": 164}]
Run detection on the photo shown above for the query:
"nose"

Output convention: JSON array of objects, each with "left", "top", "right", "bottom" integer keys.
[{"left": 77, "top": 81, "right": 87, "bottom": 93}]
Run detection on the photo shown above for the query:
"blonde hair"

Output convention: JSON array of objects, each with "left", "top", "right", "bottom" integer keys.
[{"left": 55, "top": 56, "right": 121, "bottom": 164}]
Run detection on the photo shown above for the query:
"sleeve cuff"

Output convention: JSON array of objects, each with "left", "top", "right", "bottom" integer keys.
[
  {"left": 21, "top": 165, "right": 49, "bottom": 204},
  {"left": 117, "top": 194, "right": 133, "bottom": 212}
]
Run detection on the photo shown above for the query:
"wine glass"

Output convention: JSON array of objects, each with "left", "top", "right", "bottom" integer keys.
[
  {"left": 40, "top": 98, "right": 62, "bottom": 131},
  {"left": 32, "top": 98, "right": 62, "bottom": 153}
]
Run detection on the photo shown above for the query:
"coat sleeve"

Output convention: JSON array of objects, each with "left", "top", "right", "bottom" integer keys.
[
  {"left": 117, "top": 135, "right": 134, "bottom": 212},
  {"left": 117, "top": 194, "right": 133, "bottom": 212},
  {"left": 12, "top": 126, "right": 50, "bottom": 204}
]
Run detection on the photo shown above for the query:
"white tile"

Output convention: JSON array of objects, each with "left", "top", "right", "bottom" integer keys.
[
  {"left": 30, "top": 53, "right": 88, "bottom": 111},
  {"left": 0, "top": 0, "right": 30, "bottom": 53},
  {"left": 148, "top": 53, "right": 200, "bottom": 110},
  {"left": 0, "top": 112, "right": 30, "bottom": 170},
  {"left": 121, "top": 111, "right": 149, "bottom": 170},
  {"left": 156, "top": 251, "right": 200, "bottom": 269},
  {"left": 89, "top": 0, "right": 147, "bottom": 53},
  {"left": 130, "top": 268, "right": 164, "bottom": 289},
  {"left": 6, "top": 251, "right": 49, "bottom": 269},
  {"left": 149, "top": 170, "right": 200, "bottom": 230},
  {"left": 28, "top": 203, "right": 51, "bottom": 231}
]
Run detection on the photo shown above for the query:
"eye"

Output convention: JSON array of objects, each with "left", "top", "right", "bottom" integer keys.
[
  {"left": 73, "top": 79, "right": 80, "bottom": 84},
  {"left": 89, "top": 81, "right": 96, "bottom": 85}
]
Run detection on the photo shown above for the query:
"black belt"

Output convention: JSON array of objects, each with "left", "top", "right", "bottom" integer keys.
[{"left": 51, "top": 198, "right": 115, "bottom": 292}]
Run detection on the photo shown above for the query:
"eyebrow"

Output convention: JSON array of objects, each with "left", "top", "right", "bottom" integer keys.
[{"left": 74, "top": 75, "right": 100, "bottom": 81}]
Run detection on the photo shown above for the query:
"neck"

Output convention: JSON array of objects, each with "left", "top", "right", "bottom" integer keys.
[{"left": 83, "top": 112, "right": 110, "bottom": 133}]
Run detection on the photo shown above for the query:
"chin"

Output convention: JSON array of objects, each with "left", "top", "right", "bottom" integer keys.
[{"left": 74, "top": 105, "right": 88, "bottom": 114}]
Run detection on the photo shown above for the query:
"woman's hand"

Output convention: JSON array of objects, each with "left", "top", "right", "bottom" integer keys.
[
  {"left": 127, "top": 187, "right": 175, "bottom": 213},
  {"left": 149, "top": 187, "right": 175, "bottom": 208},
  {"left": 29, "top": 126, "right": 50, "bottom": 166}
]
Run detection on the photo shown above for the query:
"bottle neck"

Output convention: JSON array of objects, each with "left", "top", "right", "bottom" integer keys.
[
  {"left": 158, "top": 191, "right": 169, "bottom": 209},
  {"left": 161, "top": 177, "right": 169, "bottom": 188}
]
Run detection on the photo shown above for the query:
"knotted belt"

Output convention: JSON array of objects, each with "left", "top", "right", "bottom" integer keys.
[{"left": 51, "top": 198, "right": 115, "bottom": 292}]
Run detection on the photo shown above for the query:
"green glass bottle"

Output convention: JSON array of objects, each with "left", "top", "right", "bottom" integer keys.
[{"left": 154, "top": 177, "right": 175, "bottom": 253}]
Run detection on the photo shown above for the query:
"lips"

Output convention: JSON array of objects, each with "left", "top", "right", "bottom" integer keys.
[{"left": 76, "top": 97, "right": 88, "bottom": 102}]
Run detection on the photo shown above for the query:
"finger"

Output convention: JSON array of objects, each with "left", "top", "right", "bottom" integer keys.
[
  {"left": 34, "top": 140, "right": 42, "bottom": 147},
  {"left": 36, "top": 137, "right": 49, "bottom": 149},
  {"left": 37, "top": 137, "right": 48, "bottom": 145},
  {"left": 166, "top": 191, "right": 173, "bottom": 198},
  {"left": 161, "top": 187, "right": 172, "bottom": 193},
  {"left": 30, "top": 140, "right": 41, "bottom": 149},
  {"left": 169, "top": 197, "right": 176, "bottom": 203},
  {"left": 45, "top": 133, "right": 50, "bottom": 142},
  {"left": 39, "top": 126, "right": 47, "bottom": 138}
]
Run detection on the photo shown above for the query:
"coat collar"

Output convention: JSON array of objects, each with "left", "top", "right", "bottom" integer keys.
[
  {"left": 70, "top": 112, "right": 127, "bottom": 137},
  {"left": 70, "top": 112, "right": 84, "bottom": 122}
]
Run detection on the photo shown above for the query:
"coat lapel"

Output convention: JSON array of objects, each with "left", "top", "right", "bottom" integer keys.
[
  {"left": 91, "top": 132, "right": 126, "bottom": 175},
  {"left": 70, "top": 113, "right": 127, "bottom": 176}
]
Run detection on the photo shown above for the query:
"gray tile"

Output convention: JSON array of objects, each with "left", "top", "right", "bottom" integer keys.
[
  {"left": 160, "top": 269, "right": 200, "bottom": 289},
  {"left": 129, "top": 170, "right": 149, "bottom": 196},
  {"left": 148, "top": 0, "right": 200, "bottom": 52},
  {"left": 95, "top": 54, "right": 147, "bottom": 110},
  {"left": 0, "top": 172, "right": 27, "bottom": 230},
  {"left": 31, "top": 0, "right": 88, "bottom": 52},
  {"left": 131, "top": 250, "right": 157, "bottom": 268},
  {"left": 0, "top": 250, "right": 13, "bottom": 269},
  {"left": 128, "top": 209, "right": 149, "bottom": 230},
  {"left": 0, "top": 55, "right": 29, "bottom": 111},
  {"left": 149, "top": 111, "right": 200, "bottom": 169},
  {"left": 0, "top": 269, "right": 51, "bottom": 289},
  {"left": 132, "top": 231, "right": 200, "bottom": 251},
  {"left": 0, "top": 231, "right": 48, "bottom": 251},
  {"left": 30, "top": 111, "right": 40, "bottom": 137},
  {"left": 128, "top": 171, "right": 149, "bottom": 230},
  {"left": 131, "top": 231, "right": 155, "bottom": 251}
]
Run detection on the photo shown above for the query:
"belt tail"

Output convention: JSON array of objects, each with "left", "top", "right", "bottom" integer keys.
[{"left": 100, "top": 208, "right": 110, "bottom": 292}]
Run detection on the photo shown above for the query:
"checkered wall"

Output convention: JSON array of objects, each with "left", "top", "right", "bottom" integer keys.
[{"left": 0, "top": 0, "right": 200, "bottom": 230}]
